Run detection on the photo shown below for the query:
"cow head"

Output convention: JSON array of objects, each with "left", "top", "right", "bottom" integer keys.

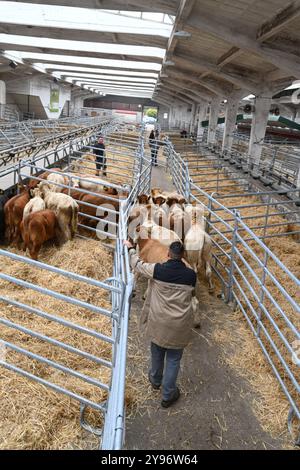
[
  {"left": 137, "top": 194, "right": 150, "bottom": 205},
  {"left": 152, "top": 195, "right": 166, "bottom": 206},
  {"left": 103, "top": 186, "right": 118, "bottom": 195},
  {"left": 151, "top": 187, "right": 161, "bottom": 199},
  {"left": 178, "top": 197, "right": 187, "bottom": 205},
  {"left": 32, "top": 187, "right": 43, "bottom": 198},
  {"left": 37, "top": 181, "right": 51, "bottom": 195},
  {"left": 166, "top": 197, "right": 179, "bottom": 207}
]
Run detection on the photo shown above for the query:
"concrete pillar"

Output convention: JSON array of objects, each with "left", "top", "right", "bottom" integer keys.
[
  {"left": 197, "top": 102, "right": 208, "bottom": 140},
  {"left": 180, "top": 106, "right": 186, "bottom": 129},
  {"left": 222, "top": 91, "right": 244, "bottom": 153},
  {"left": 0, "top": 80, "right": 6, "bottom": 119},
  {"left": 70, "top": 93, "right": 84, "bottom": 116},
  {"left": 248, "top": 92, "right": 272, "bottom": 165},
  {"left": 207, "top": 97, "right": 222, "bottom": 147},
  {"left": 172, "top": 106, "right": 179, "bottom": 128},
  {"left": 189, "top": 103, "right": 197, "bottom": 134}
]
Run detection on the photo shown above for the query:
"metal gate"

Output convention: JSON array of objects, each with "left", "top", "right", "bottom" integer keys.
[{"left": 166, "top": 141, "right": 300, "bottom": 444}]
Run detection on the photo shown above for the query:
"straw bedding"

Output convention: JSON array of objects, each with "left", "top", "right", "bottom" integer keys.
[
  {"left": 0, "top": 238, "right": 134, "bottom": 449},
  {"left": 72, "top": 133, "right": 137, "bottom": 185}
]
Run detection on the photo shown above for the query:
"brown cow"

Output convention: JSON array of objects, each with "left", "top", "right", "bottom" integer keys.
[
  {"left": 4, "top": 188, "right": 31, "bottom": 246},
  {"left": 21, "top": 209, "right": 58, "bottom": 260},
  {"left": 137, "top": 194, "right": 150, "bottom": 205},
  {"left": 136, "top": 226, "right": 169, "bottom": 263},
  {"left": 78, "top": 192, "right": 120, "bottom": 231}
]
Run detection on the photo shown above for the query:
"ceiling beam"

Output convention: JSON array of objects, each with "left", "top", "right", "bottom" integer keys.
[
  {"left": 167, "top": 69, "right": 230, "bottom": 96},
  {"left": 172, "top": 54, "right": 260, "bottom": 92},
  {"left": 187, "top": 11, "right": 300, "bottom": 77},
  {"left": 157, "top": 81, "right": 205, "bottom": 103},
  {"left": 155, "top": 87, "right": 194, "bottom": 105},
  {"left": 257, "top": 1, "right": 300, "bottom": 42},
  {"left": 166, "top": 0, "right": 196, "bottom": 56},
  {"left": 163, "top": 77, "right": 215, "bottom": 100},
  {"left": 217, "top": 46, "right": 243, "bottom": 67}
]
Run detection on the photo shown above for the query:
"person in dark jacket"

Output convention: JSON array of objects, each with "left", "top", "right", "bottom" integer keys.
[
  {"left": 149, "top": 130, "right": 159, "bottom": 166},
  {"left": 93, "top": 137, "right": 106, "bottom": 176},
  {"left": 124, "top": 240, "right": 197, "bottom": 408}
]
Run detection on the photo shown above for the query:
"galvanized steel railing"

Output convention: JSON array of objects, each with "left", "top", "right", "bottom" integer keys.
[
  {"left": 0, "top": 124, "right": 151, "bottom": 449},
  {"left": 167, "top": 143, "right": 300, "bottom": 444},
  {"left": 0, "top": 115, "right": 114, "bottom": 167}
]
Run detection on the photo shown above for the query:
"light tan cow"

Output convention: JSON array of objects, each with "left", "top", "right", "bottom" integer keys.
[
  {"left": 184, "top": 208, "right": 213, "bottom": 292},
  {"left": 46, "top": 172, "right": 68, "bottom": 192},
  {"left": 34, "top": 182, "right": 78, "bottom": 242},
  {"left": 23, "top": 196, "right": 46, "bottom": 220}
]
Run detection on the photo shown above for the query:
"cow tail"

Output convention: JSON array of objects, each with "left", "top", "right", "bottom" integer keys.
[{"left": 71, "top": 204, "right": 78, "bottom": 238}]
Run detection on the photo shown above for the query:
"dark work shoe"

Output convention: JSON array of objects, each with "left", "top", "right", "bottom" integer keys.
[
  {"left": 161, "top": 387, "right": 180, "bottom": 408},
  {"left": 148, "top": 372, "right": 161, "bottom": 390}
]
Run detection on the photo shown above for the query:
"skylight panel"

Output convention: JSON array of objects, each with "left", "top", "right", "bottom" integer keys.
[
  {"left": 0, "top": 2, "right": 172, "bottom": 37},
  {"left": 6, "top": 51, "right": 162, "bottom": 71},
  {"left": 34, "top": 64, "right": 159, "bottom": 78},
  {"left": 142, "top": 13, "right": 164, "bottom": 22},
  {"left": 62, "top": 73, "right": 157, "bottom": 83},
  {"left": 0, "top": 34, "right": 165, "bottom": 58}
]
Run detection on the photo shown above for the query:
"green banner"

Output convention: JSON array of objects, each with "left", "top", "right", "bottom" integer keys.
[{"left": 49, "top": 86, "right": 59, "bottom": 113}]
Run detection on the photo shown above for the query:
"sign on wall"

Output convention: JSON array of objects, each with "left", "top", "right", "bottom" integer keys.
[{"left": 49, "top": 85, "right": 60, "bottom": 113}]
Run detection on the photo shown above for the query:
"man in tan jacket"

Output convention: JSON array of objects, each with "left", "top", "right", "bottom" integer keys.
[{"left": 124, "top": 240, "right": 197, "bottom": 408}]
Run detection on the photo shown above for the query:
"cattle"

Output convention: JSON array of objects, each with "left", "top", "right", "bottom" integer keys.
[
  {"left": 72, "top": 153, "right": 95, "bottom": 173},
  {"left": 136, "top": 225, "right": 169, "bottom": 263},
  {"left": 72, "top": 174, "right": 108, "bottom": 193},
  {"left": 78, "top": 192, "right": 120, "bottom": 234},
  {"left": 46, "top": 172, "right": 68, "bottom": 192},
  {"left": 0, "top": 190, "right": 14, "bottom": 243},
  {"left": 61, "top": 187, "right": 86, "bottom": 201},
  {"left": 137, "top": 194, "right": 150, "bottom": 205},
  {"left": 33, "top": 182, "right": 78, "bottom": 242},
  {"left": 28, "top": 168, "right": 62, "bottom": 189},
  {"left": 4, "top": 188, "right": 31, "bottom": 246},
  {"left": 138, "top": 223, "right": 181, "bottom": 247},
  {"left": 184, "top": 208, "right": 214, "bottom": 293},
  {"left": 23, "top": 196, "right": 46, "bottom": 220},
  {"left": 140, "top": 205, "right": 180, "bottom": 246},
  {"left": 20, "top": 209, "right": 58, "bottom": 260},
  {"left": 151, "top": 188, "right": 163, "bottom": 199}
]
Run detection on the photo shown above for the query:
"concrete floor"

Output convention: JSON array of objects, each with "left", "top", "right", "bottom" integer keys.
[{"left": 124, "top": 157, "right": 284, "bottom": 451}]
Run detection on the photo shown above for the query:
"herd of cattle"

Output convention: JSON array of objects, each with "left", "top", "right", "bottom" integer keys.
[
  {"left": 0, "top": 163, "right": 215, "bottom": 308},
  {"left": 128, "top": 188, "right": 214, "bottom": 301},
  {"left": 0, "top": 163, "right": 128, "bottom": 260}
]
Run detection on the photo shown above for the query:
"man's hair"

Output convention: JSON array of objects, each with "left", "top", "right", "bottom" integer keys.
[{"left": 169, "top": 241, "right": 184, "bottom": 260}]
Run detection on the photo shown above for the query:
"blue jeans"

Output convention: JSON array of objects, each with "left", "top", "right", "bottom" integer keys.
[{"left": 150, "top": 342, "right": 183, "bottom": 401}]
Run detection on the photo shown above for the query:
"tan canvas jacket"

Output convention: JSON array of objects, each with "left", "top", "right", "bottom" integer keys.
[{"left": 130, "top": 249, "right": 196, "bottom": 349}]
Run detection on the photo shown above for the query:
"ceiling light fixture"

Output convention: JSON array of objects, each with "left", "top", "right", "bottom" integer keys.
[
  {"left": 174, "top": 31, "right": 192, "bottom": 38},
  {"left": 9, "top": 60, "right": 18, "bottom": 69}
]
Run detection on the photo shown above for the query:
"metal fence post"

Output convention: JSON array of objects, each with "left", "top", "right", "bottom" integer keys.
[{"left": 226, "top": 210, "right": 239, "bottom": 304}]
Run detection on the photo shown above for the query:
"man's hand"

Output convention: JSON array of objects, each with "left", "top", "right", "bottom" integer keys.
[{"left": 123, "top": 240, "right": 134, "bottom": 250}]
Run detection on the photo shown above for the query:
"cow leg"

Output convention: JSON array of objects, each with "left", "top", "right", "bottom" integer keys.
[
  {"left": 202, "top": 239, "right": 214, "bottom": 293},
  {"left": 206, "top": 262, "right": 214, "bottom": 293}
]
